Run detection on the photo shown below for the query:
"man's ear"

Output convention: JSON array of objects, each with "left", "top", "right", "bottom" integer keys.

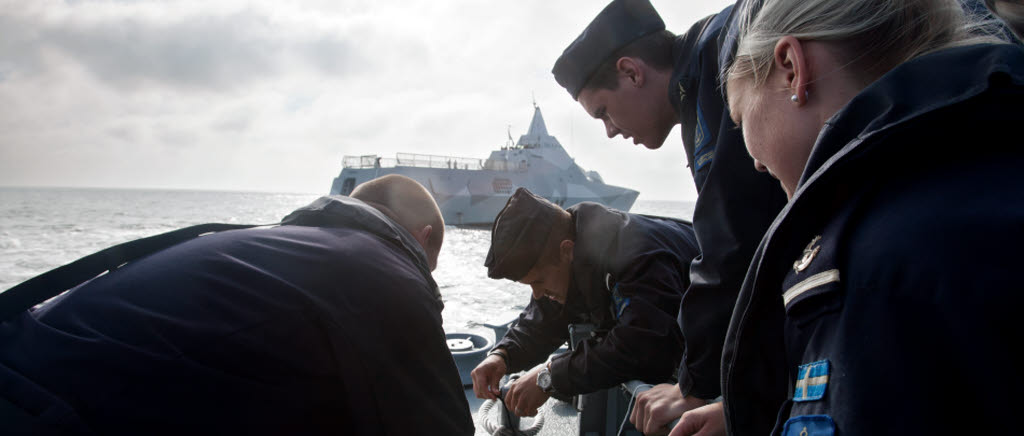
[
  {"left": 773, "top": 36, "right": 809, "bottom": 105},
  {"left": 559, "top": 240, "right": 574, "bottom": 263},
  {"left": 615, "top": 57, "right": 645, "bottom": 87},
  {"left": 413, "top": 224, "right": 432, "bottom": 250}
]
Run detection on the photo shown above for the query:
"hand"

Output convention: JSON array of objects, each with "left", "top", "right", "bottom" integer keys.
[
  {"left": 470, "top": 353, "right": 506, "bottom": 400},
  {"left": 668, "top": 402, "right": 725, "bottom": 436},
  {"left": 503, "top": 363, "right": 551, "bottom": 417},
  {"left": 630, "top": 383, "right": 708, "bottom": 435}
]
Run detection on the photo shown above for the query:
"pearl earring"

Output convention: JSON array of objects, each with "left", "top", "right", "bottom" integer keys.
[{"left": 791, "top": 94, "right": 799, "bottom": 103}]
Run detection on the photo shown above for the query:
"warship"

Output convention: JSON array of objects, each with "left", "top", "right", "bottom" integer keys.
[{"left": 329, "top": 105, "right": 639, "bottom": 225}]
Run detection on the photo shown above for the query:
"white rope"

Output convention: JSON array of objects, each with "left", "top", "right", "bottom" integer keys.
[{"left": 478, "top": 398, "right": 546, "bottom": 436}]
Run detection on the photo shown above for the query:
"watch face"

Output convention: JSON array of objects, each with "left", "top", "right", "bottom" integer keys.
[{"left": 537, "top": 369, "right": 552, "bottom": 390}]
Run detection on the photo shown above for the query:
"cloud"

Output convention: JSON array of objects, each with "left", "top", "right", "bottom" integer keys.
[{"left": 0, "top": 2, "right": 373, "bottom": 92}]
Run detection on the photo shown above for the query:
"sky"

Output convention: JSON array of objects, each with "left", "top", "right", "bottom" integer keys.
[{"left": 0, "top": 0, "right": 733, "bottom": 202}]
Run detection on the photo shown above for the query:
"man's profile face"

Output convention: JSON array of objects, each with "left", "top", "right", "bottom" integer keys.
[
  {"left": 577, "top": 72, "right": 674, "bottom": 150},
  {"left": 517, "top": 251, "right": 572, "bottom": 304}
]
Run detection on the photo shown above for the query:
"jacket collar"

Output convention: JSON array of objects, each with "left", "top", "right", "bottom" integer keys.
[
  {"left": 797, "top": 43, "right": 1024, "bottom": 195},
  {"left": 281, "top": 195, "right": 441, "bottom": 306},
  {"left": 566, "top": 203, "right": 629, "bottom": 312}
]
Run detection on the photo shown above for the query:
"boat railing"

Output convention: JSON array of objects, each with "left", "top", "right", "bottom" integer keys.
[{"left": 342, "top": 154, "right": 488, "bottom": 170}]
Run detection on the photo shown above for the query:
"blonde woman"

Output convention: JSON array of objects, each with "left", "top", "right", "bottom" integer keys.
[{"left": 669, "top": 0, "right": 1024, "bottom": 434}]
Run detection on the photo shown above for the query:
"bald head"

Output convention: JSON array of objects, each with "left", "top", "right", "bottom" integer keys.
[{"left": 350, "top": 175, "right": 444, "bottom": 270}]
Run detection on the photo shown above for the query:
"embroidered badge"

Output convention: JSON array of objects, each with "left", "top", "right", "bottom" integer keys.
[
  {"left": 606, "top": 273, "right": 630, "bottom": 319},
  {"left": 782, "top": 415, "right": 835, "bottom": 436},
  {"left": 693, "top": 103, "right": 714, "bottom": 171},
  {"left": 611, "top": 286, "right": 631, "bottom": 319},
  {"left": 794, "top": 360, "right": 830, "bottom": 402},
  {"left": 793, "top": 235, "right": 822, "bottom": 273}
]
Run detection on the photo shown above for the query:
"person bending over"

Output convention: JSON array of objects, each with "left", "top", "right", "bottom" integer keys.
[
  {"left": 470, "top": 188, "right": 699, "bottom": 418},
  {"left": 0, "top": 175, "right": 474, "bottom": 435}
]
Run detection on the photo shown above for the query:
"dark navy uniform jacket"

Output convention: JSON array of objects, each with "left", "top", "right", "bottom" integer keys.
[
  {"left": 721, "top": 44, "right": 1024, "bottom": 436},
  {"left": 493, "top": 203, "right": 699, "bottom": 395},
  {"left": 0, "top": 196, "right": 474, "bottom": 435},
  {"left": 667, "top": 5, "right": 788, "bottom": 399}
]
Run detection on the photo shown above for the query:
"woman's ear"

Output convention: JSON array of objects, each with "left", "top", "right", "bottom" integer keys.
[{"left": 773, "top": 36, "right": 810, "bottom": 105}]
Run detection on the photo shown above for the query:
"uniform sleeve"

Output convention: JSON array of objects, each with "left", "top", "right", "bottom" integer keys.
[
  {"left": 670, "top": 12, "right": 789, "bottom": 398},
  {"left": 317, "top": 238, "right": 475, "bottom": 436},
  {"left": 677, "top": 111, "right": 786, "bottom": 399},
  {"left": 493, "top": 297, "right": 570, "bottom": 373},
  {"left": 550, "top": 253, "right": 686, "bottom": 395}
]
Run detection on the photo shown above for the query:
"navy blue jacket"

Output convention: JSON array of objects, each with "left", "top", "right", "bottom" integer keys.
[
  {"left": 721, "top": 44, "right": 1024, "bottom": 435},
  {"left": 494, "top": 203, "right": 699, "bottom": 395},
  {"left": 668, "top": 5, "right": 788, "bottom": 399},
  {"left": 0, "top": 196, "right": 474, "bottom": 435}
]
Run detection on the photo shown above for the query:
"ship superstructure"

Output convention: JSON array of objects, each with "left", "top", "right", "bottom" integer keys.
[{"left": 329, "top": 105, "right": 639, "bottom": 225}]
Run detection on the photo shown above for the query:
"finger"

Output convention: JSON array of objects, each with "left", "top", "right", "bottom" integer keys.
[
  {"left": 471, "top": 372, "right": 485, "bottom": 399},
  {"left": 630, "top": 394, "right": 641, "bottom": 426},
  {"left": 505, "top": 382, "right": 518, "bottom": 408},
  {"left": 648, "top": 403, "right": 671, "bottom": 435},
  {"left": 489, "top": 376, "right": 501, "bottom": 397},
  {"left": 638, "top": 398, "right": 653, "bottom": 434},
  {"left": 472, "top": 372, "right": 494, "bottom": 400},
  {"left": 668, "top": 413, "right": 700, "bottom": 436},
  {"left": 645, "top": 411, "right": 659, "bottom": 435}
]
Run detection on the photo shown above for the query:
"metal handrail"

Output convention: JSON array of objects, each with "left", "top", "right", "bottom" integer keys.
[
  {"left": 341, "top": 153, "right": 529, "bottom": 172},
  {"left": 341, "top": 153, "right": 487, "bottom": 170}
]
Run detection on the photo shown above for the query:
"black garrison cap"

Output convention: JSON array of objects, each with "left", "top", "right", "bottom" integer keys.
[
  {"left": 552, "top": 0, "right": 666, "bottom": 99},
  {"left": 484, "top": 188, "right": 564, "bottom": 281}
]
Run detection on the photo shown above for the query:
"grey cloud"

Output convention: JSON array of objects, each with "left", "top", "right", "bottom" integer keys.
[
  {"left": 0, "top": 9, "right": 371, "bottom": 92},
  {"left": 298, "top": 37, "right": 359, "bottom": 76},
  {"left": 156, "top": 125, "right": 199, "bottom": 148},
  {"left": 105, "top": 125, "right": 141, "bottom": 143},
  {"left": 212, "top": 110, "right": 252, "bottom": 132}
]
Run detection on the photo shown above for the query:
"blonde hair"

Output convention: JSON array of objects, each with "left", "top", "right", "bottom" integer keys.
[{"left": 726, "top": 0, "right": 1006, "bottom": 86}]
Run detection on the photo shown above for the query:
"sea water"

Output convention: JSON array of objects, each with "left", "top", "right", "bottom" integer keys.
[{"left": 0, "top": 187, "right": 694, "bottom": 333}]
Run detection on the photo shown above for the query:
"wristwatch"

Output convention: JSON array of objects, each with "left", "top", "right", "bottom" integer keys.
[{"left": 536, "top": 362, "right": 553, "bottom": 393}]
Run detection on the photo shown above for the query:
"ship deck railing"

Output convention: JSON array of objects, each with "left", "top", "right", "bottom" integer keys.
[{"left": 342, "top": 153, "right": 523, "bottom": 172}]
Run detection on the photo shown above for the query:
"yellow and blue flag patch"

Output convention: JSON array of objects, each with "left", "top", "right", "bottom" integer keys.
[{"left": 794, "top": 360, "right": 830, "bottom": 402}]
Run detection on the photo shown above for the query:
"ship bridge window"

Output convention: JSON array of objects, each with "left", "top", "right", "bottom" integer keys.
[{"left": 492, "top": 178, "right": 513, "bottom": 194}]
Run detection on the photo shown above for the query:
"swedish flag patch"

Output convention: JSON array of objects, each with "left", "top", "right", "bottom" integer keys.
[{"left": 794, "top": 360, "right": 830, "bottom": 402}]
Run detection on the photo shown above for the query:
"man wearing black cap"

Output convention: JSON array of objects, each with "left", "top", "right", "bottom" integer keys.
[
  {"left": 469, "top": 187, "right": 700, "bottom": 419},
  {"left": 551, "top": 0, "right": 788, "bottom": 434}
]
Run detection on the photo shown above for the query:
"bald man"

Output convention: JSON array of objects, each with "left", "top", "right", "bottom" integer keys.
[{"left": 0, "top": 175, "right": 473, "bottom": 435}]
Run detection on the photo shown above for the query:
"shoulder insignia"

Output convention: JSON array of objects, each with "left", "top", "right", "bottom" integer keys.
[
  {"left": 606, "top": 273, "right": 630, "bottom": 319},
  {"left": 782, "top": 269, "right": 840, "bottom": 309},
  {"left": 793, "top": 235, "right": 822, "bottom": 273}
]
